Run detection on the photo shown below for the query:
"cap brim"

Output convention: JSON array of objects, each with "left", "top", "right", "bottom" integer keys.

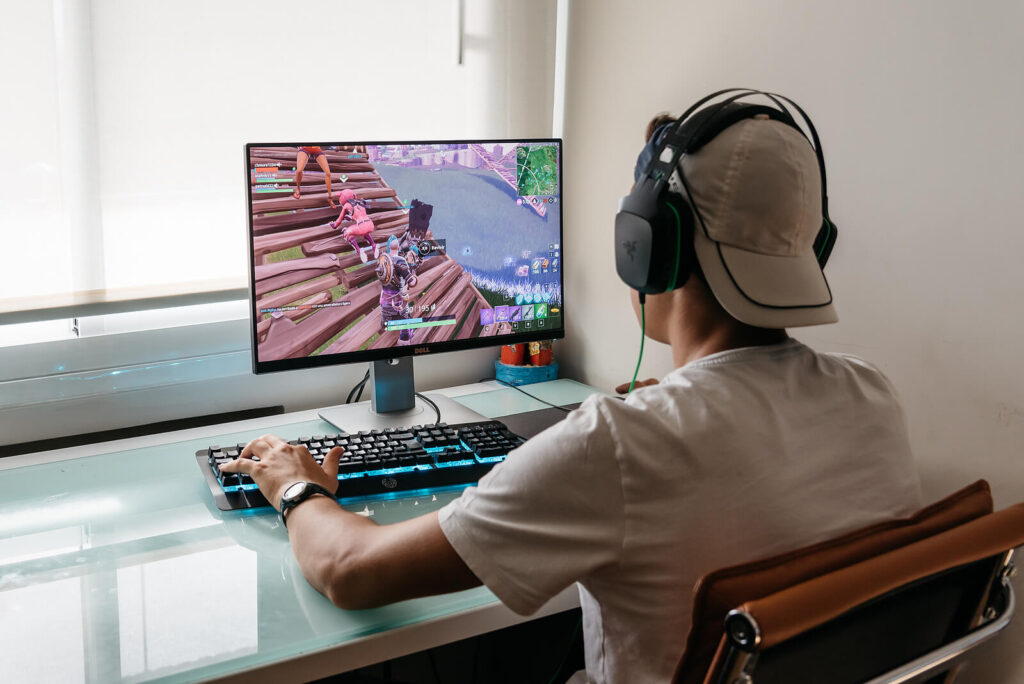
[{"left": 694, "top": 227, "right": 838, "bottom": 328}]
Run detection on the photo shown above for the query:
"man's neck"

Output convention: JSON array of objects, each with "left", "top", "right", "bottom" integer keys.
[
  {"left": 671, "top": 325, "right": 788, "bottom": 367},
  {"left": 668, "top": 287, "right": 788, "bottom": 367}
]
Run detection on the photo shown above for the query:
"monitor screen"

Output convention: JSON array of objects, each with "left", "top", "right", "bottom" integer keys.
[{"left": 246, "top": 140, "right": 564, "bottom": 373}]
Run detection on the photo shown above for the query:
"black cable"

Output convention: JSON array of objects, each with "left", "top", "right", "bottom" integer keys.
[
  {"left": 428, "top": 650, "right": 442, "bottom": 684},
  {"left": 470, "top": 636, "right": 482, "bottom": 684},
  {"left": 345, "top": 370, "right": 370, "bottom": 404},
  {"left": 478, "top": 377, "right": 572, "bottom": 413},
  {"left": 546, "top": 616, "right": 583, "bottom": 684},
  {"left": 416, "top": 392, "right": 441, "bottom": 424}
]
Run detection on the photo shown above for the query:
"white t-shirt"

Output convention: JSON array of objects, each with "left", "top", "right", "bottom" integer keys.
[{"left": 439, "top": 339, "right": 923, "bottom": 684}]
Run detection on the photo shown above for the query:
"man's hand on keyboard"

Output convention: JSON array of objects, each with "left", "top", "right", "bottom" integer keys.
[
  {"left": 614, "top": 378, "right": 659, "bottom": 394},
  {"left": 219, "top": 434, "right": 342, "bottom": 511}
]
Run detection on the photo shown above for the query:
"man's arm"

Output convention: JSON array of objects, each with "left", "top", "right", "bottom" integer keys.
[
  {"left": 287, "top": 500, "right": 480, "bottom": 609},
  {"left": 220, "top": 435, "right": 481, "bottom": 609}
]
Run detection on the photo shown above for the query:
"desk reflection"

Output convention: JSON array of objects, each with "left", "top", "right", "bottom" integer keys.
[{"left": 0, "top": 490, "right": 466, "bottom": 683}]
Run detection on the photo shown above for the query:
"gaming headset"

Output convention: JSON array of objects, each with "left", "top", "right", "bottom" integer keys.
[{"left": 614, "top": 88, "right": 838, "bottom": 295}]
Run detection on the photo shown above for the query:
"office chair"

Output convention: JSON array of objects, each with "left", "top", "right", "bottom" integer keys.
[{"left": 673, "top": 481, "right": 1024, "bottom": 684}]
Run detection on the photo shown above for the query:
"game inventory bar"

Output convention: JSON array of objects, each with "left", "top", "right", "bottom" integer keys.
[{"left": 385, "top": 315, "right": 457, "bottom": 332}]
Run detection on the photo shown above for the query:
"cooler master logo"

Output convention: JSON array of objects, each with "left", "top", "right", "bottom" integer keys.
[
  {"left": 381, "top": 477, "right": 398, "bottom": 489},
  {"left": 623, "top": 240, "right": 638, "bottom": 261},
  {"left": 414, "top": 346, "right": 430, "bottom": 354}
]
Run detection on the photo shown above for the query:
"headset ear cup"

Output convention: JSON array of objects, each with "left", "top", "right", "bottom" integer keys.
[
  {"left": 813, "top": 218, "right": 838, "bottom": 268},
  {"left": 614, "top": 209, "right": 656, "bottom": 292}
]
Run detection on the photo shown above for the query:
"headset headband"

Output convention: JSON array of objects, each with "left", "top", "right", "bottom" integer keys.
[{"left": 641, "top": 88, "right": 831, "bottom": 218}]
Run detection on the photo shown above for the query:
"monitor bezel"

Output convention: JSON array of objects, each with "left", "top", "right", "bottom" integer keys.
[{"left": 245, "top": 138, "right": 565, "bottom": 375}]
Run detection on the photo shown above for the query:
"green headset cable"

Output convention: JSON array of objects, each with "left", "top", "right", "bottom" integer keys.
[{"left": 628, "top": 293, "right": 646, "bottom": 394}]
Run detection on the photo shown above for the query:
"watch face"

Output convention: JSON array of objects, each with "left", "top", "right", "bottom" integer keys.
[{"left": 283, "top": 482, "right": 307, "bottom": 500}]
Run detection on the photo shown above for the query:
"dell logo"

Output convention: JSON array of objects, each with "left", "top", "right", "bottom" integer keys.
[
  {"left": 414, "top": 346, "right": 430, "bottom": 354},
  {"left": 623, "top": 240, "right": 638, "bottom": 261},
  {"left": 381, "top": 477, "right": 398, "bottom": 489}
]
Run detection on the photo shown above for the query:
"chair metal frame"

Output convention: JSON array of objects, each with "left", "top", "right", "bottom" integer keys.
[{"left": 715, "top": 548, "right": 1018, "bottom": 684}]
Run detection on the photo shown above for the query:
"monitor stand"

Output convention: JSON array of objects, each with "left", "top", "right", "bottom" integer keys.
[{"left": 317, "top": 357, "right": 487, "bottom": 433}]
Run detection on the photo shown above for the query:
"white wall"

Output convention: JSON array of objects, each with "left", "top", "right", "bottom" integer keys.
[{"left": 559, "top": 1, "right": 1024, "bottom": 680}]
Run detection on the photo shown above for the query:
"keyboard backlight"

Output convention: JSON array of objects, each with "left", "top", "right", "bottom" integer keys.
[
  {"left": 435, "top": 459, "right": 477, "bottom": 468},
  {"left": 365, "top": 465, "right": 420, "bottom": 477}
]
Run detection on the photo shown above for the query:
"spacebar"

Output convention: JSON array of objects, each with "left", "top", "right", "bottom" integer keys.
[{"left": 336, "top": 463, "right": 492, "bottom": 498}]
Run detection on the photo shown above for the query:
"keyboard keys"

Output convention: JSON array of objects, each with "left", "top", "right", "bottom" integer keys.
[
  {"left": 436, "top": 449, "right": 467, "bottom": 464},
  {"left": 339, "top": 459, "right": 364, "bottom": 475},
  {"left": 200, "top": 419, "right": 525, "bottom": 507}
]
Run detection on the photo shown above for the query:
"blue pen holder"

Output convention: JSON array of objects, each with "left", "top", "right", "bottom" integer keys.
[{"left": 495, "top": 360, "right": 559, "bottom": 386}]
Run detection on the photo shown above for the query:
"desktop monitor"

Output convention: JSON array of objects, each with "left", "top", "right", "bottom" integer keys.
[{"left": 244, "top": 140, "right": 564, "bottom": 429}]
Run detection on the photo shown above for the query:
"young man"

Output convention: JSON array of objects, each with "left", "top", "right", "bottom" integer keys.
[{"left": 222, "top": 106, "right": 922, "bottom": 683}]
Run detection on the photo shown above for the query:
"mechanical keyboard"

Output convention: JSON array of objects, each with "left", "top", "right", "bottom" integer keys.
[{"left": 196, "top": 420, "right": 525, "bottom": 511}]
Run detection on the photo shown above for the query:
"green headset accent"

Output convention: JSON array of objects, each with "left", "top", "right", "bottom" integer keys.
[
  {"left": 816, "top": 218, "right": 834, "bottom": 261},
  {"left": 665, "top": 202, "right": 683, "bottom": 293}
]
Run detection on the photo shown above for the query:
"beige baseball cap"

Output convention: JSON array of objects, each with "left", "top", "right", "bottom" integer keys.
[{"left": 674, "top": 115, "right": 837, "bottom": 328}]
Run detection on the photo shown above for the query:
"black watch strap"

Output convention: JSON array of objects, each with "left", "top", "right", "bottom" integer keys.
[{"left": 280, "top": 482, "right": 335, "bottom": 527}]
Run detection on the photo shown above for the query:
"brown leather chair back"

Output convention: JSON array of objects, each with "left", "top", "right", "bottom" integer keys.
[
  {"left": 708, "top": 502, "right": 1024, "bottom": 683},
  {"left": 674, "top": 480, "right": 994, "bottom": 683}
]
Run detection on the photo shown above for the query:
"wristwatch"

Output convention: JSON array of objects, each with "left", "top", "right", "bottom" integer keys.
[{"left": 279, "top": 481, "right": 335, "bottom": 527}]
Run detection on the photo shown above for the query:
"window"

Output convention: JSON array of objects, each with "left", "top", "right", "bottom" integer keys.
[{"left": 0, "top": 0, "right": 557, "bottom": 324}]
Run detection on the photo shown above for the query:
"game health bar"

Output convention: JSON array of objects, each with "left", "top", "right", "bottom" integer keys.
[
  {"left": 260, "top": 302, "right": 351, "bottom": 315},
  {"left": 385, "top": 316, "right": 456, "bottom": 331}
]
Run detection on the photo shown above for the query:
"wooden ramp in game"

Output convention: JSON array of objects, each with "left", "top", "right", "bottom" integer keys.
[{"left": 249, "top": 147, "right": 509, "bottom": 361}]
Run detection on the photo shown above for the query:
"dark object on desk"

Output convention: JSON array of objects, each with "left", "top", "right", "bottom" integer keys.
[
  {"left": 497, "top": 403, "right": 581, "bottom": 440},
  {"left": 681, "top": 480, "right": 1024, "bottom": 684},
  {"left": 197, "top": 419, "right": 526, "bottom": 511}
]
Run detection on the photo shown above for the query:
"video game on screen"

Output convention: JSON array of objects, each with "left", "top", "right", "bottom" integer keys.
[{"left": 248, "top": 142, "right": 562, "bottom": 363}]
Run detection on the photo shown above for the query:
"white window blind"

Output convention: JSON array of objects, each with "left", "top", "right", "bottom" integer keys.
[{"left": 0, "top": 0, "right": 557, "bottom": 325}]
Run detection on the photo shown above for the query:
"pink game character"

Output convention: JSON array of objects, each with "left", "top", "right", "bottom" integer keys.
[
  {"left": 329, "top": 189, "right": 358, "bottom": 227},
  {"left": 329, "top": 190, "right": 377, "bottom": 262}
]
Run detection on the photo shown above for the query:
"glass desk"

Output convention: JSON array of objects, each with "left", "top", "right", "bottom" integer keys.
[{"left": 0, "top": 380, "right": 598, "bottom": 683}]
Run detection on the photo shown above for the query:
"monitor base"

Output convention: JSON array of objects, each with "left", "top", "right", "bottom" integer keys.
[{"left": 317, "top": 393, "right": 487, "bottom": 433}]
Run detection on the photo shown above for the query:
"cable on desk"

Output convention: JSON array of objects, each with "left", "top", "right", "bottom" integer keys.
[
  {"left": 416, "top": 392, "right": 442, "bottom": 425},
  {"left": 478, "top": 377, "right": 573, "bottom": 413}
]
